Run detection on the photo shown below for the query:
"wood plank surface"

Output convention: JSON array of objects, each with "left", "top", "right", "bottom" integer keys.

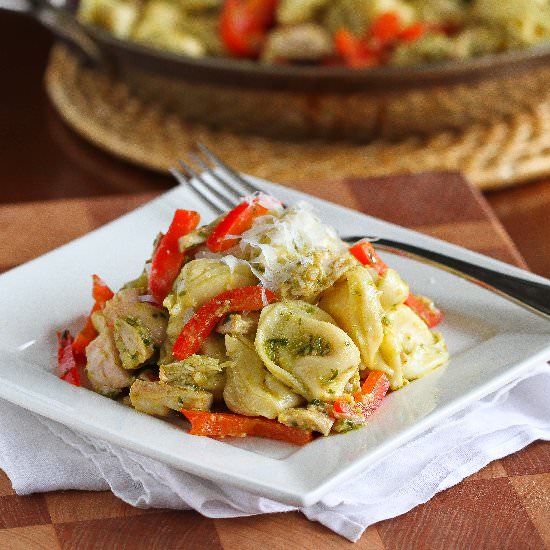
[{"left": 0, "top": 172, "right": 548, "bottom": 549}]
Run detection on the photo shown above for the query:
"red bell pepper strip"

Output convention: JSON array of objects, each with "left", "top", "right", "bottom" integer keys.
[
  {"left": 354, "top": 370, "right": 390, "bottom": 410},
  {"left": 404, "top": 293, "right": 443, "bottom": 328},
  {"left": 349, "top": 241, "right": 388, "bottom": 275},
  {"left": 370, "top": 11, "right": 401, "bottom": 44},
  {"left": 56, "top": 330, "right": 81, "bottom": 386},
  {"left": 207, "top": 198, "right": 270, "bottom": 252},
  {"left": 398, "top": 22, "right": 426, "bottom": 42},
  {"left": 149, "top": 209, "right": 201, "bottom": 304},
  {"left": 172, "top": 285, "right": 277, "bottom": 360},
  {"left": 72, "top": 275, "right": 115, "bottom": 361},
  {"left": 220, "top": 0, "right": 278, "bottom": 58},
  {"left": 334, "top": 29, "right": 381, "bottom": 68},
  {"left": 91, "top": 274, "right": 115, "bottom": 305},
  {"left": 331, "top": 399, "right": 364, "bottom": 420},
  {"left": 335, "top": 12, "right": 429, "bottom": 68},
  {"left": 182, "top": 410, "right": 313, "bottom": 445},
  {"left": 72, "top": 316, "right": 97, "bottom": 362},
  {"left": 332, "top": 370, "right": 389, "bottom": 422}
]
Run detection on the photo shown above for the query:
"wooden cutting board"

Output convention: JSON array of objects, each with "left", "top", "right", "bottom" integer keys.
[{"left": 0, "top": 172, "right": 547, "bottom": 550}]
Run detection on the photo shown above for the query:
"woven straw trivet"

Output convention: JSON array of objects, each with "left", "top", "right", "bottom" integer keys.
[{"left": 46, "top": 45, "right": 550, "bottom": 191}]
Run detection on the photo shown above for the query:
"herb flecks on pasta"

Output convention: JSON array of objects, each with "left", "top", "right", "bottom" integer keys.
[{"left": 57, "top": 195, "right": 448, "bottom": 444}]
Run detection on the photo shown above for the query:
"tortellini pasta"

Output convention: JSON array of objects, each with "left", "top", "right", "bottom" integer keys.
[
  {"left": 223, "top": 335, "right": 303, "bottom": 418},
  {"left": 472, "top": 0, "right": 550, "bottom": 46},
  {"left": 319, "top": 266, "right": 384, "bottom": 368},
  {"left": 372, "top": 304, "right": 449, "bottom": 389},
  {"left": 392, "top": 305, "right": 448, "bottom": 381},
  {"left": 377, "top": 268, "right": 410, "bottom": 311},
  {"left": 255, "top": 301, "right": 361, "bottom": 401},
  {"left": 78, "top": 0, "right": 139, "bottom": 39},
  {"left": 277, "top": 0, "right": 330, "bottom": 25},
  {"left": 410, "top": 0, "right": 465, "bottom": 23}
]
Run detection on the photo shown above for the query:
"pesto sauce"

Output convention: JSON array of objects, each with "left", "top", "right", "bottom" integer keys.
[
  {"left": 295, "top": 335, "right": 331, "bottom": 357},
  {"left": 265, "top": 338, "right": 290, "bottom": 362},
  {"left": 335, "top": 419, "right": 362, "bottom": 433},
  {"left": 320, "top": 368, "right": 339, "bottom": 385},
  {"left": 123, "top": 316, "right": 140, "bottom": 328},
  {"left": 265, "top": 335, "right": 331, "bottom": 363}
]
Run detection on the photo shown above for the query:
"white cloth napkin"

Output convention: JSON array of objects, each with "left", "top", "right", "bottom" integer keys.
[{"left": 1, "top": 364, "right": 549, "bottom": 543}]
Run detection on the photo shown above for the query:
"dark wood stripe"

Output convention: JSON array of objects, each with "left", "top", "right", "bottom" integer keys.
[
  {"left": 501, "top": 441, "right": 550, "bottom": 477},
  {"left": 0, "top": 263, "right": 17, "bottom": 274},
  {"left": 346, "top": 172, "right": 491, "bottom": 226},
  {"left": 54, "top": 512, "right": 223, "bottom": 550},
  {"left": 0, "top": 495, "right": 51, "bottom": 529},
  {"left": 0, "top": 471, "right": 15, "bottom": 497}
]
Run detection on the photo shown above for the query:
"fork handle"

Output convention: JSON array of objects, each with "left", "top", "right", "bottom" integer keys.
[{"left": 344, "top": 236, "right": 550, "bottom": 318}]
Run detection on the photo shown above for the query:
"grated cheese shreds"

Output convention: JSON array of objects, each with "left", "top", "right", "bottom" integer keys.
[{"left": 234, "top": 202, "right": 354, "bottom": 300}]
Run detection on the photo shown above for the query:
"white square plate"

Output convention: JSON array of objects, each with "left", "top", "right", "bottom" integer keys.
[{"left": 1, "top": 179, "right": 549, "bottom": 507}]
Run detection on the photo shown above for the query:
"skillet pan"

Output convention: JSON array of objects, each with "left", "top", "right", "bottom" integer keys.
[{"left": 5, "top": 0, "right": 550, "bottom": 138}]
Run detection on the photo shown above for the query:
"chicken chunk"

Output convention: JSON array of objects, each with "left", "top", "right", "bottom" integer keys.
[
  {"left": 85, "top": 331, "right": 135, "bottom": 396},
  {"left": 114, "top": 316, "right": 157, "bottom": 370},
  {"left": 159, "top": 355, "right": 227, "bottom": 400},
  {"left": 262, "top": 24, "right": 333, "bottom": 63},
  {"left": 103, "top": 288, "right": 168, "bottom": 345},
  {"left": 129, "top": 379, "right": 213, "bottom": 416},
  {"left": 215, "top": 312, "right": 260, "bottom": 336},
  {"left": 177, "top": 216, "right": 221, "bottom": 252},
  {"left": 86, "top": 288, "right": 169, "bottom": 391},
  {"left": 278, "top": 407, "right": 334, "bottom": 436}
]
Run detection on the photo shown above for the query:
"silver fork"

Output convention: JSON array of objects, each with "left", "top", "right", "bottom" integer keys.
[{"left": 170, "top": 144, "right": 550, "bottom": 319}]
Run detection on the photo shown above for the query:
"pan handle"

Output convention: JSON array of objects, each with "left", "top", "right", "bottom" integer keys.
[{"left": 1, "top": 0, "right": 104, "bottom": 66}]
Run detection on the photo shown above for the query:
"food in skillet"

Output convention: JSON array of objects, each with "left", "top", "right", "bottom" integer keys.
[
  {"left": 78, "top": 0, "right": 550, "bottom": 68},
  {"left": 57, "top": 194, "right": 448, "bottom": 444}
]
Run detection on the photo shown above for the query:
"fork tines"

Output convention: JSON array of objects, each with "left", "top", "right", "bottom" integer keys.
[{"left": 170, "top": 143, "right": 262, "bottom": 215}]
